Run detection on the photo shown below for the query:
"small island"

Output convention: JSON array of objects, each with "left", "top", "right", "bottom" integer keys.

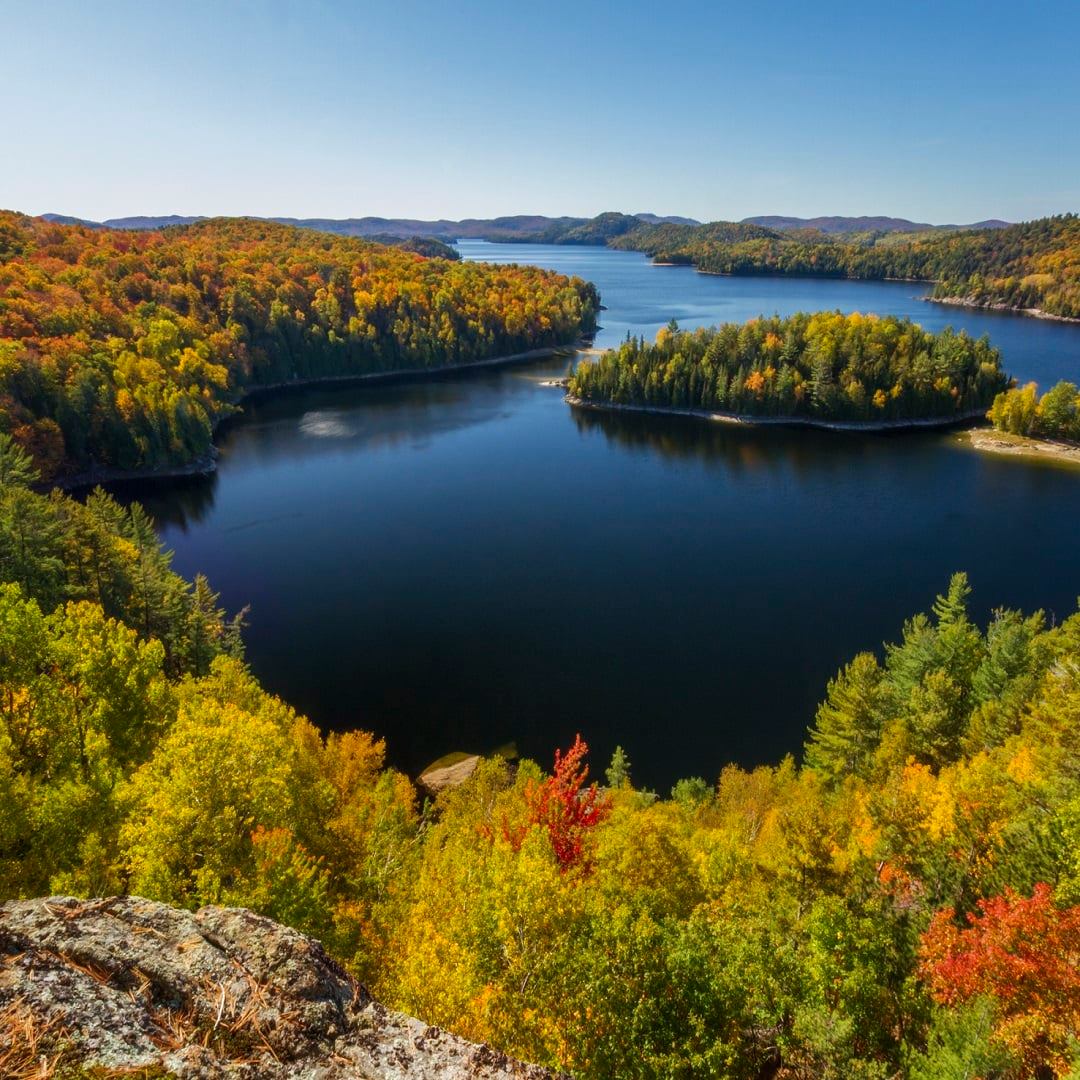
[{"left": 566, "top": 312, "right": 1008, "bottom": 429}]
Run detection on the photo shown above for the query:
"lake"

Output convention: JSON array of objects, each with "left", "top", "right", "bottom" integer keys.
[{"left": 125, "top": 243, "right": 1080, "bottom": 790}]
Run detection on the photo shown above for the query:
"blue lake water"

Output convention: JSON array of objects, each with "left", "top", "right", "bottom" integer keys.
[{"left": 127, "top": 243, "right": 1080, "bottom": 790}]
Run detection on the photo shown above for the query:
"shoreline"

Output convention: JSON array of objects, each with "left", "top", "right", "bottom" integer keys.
[
  {"left": 53, "top": 450, "right": 222, "bottom": 490},
  {"left": 925, "top": 295, "right": 1080, "bottom": 325},
  {"left": 965, "top": 427, "right": 1080, "bottom": 467},
  {"left": 565, "top": 395, "right": 989, "bottom": 433},
  {"left": 237, "top": 342, "right": 582, "bottom": 399},
  {"left": 642, "top": 256, "right": 1079, "bottom": 325},
  {"left": 54, "top": 341, "right": 585, "bottom": 491}
]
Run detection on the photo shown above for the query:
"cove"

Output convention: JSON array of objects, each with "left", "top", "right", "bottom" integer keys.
[{"left": 118, "top": 243, "right": 1080, "bottom": 791}]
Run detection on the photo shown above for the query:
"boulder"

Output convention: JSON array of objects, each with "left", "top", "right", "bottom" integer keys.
[{"left": 418, "top": 754, "right": 481, "bottom": 795}]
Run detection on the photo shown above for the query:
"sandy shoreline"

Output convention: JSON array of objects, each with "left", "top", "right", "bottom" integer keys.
[
  {"left": 55, "top": 341, "right": 586, "bottom": 490},
  {"left": 965, "top": 428, "right": 1080, "bottom": 467},
  {"left": 565, "top": 395, "right": 989, "bottom": 433}
]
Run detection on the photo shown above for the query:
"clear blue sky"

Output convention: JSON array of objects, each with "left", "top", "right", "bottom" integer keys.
[{"left": 5, "top": 0, "right": 1079, "bottom": 224}]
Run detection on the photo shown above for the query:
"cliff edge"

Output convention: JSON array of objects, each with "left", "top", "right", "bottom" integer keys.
[{"left": 0, "top": 895, "right": 562, "bottom": 1079}]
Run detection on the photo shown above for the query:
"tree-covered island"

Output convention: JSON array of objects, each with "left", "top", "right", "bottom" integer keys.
[{"left": 567, "top": 312, "right": 1009, "bottom": 427}]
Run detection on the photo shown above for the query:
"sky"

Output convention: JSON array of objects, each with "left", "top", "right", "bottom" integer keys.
[{"left": 5, "top": 0, "right": 1080, "bottom": 225}]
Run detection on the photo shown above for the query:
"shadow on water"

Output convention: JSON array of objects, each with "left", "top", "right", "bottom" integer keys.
[
  {"left": 569, "top": 402, "right": 939, "bottom": 479},
  {"left": 108, "top": 472, "right": 219, "bottom": 531}
]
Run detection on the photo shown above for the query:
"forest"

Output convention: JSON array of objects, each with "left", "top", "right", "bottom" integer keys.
[
  {"left": 1, "top": 435, "right": 1078, "bottom": 1079},
  {"left": 610, "top": 215, "right": 1080, "bottom": 321},
  {"left": 0, "top": 213, "right": 599, "bottom": 480},
  {"left": 989, "top": 380, "right": 1080, "bottom": 443},
  {"left": 566, "top": 313, "right": 1008, "bottom": 423}
]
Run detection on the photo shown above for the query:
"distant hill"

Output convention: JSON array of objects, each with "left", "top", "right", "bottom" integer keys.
[
  {"left": 39, "top": 211, "right": 699, "bottom": 244},
  {"left": 742, "top": 214, "right": 1011, "bottom": 234},
  {"left": 633, "top": 212, "right": 701, "bottom": 227},
  {"left": 40, "top": 214, "right": 458, "bottom": 258},
  {"left": 106, "top": 214, "right": 206, "bottom": 229},
  {"left": 361, "top": 233, "right": 460, "bottom": 259},
  {"left": 40, "top": 213, "right": 106, "bottom": 228}
]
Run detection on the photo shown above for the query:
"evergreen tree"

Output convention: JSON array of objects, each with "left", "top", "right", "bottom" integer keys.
[
  {"left": 605, "top": 745, "right": 632, "bottom": 789},
  {"left": 804, "top": 652, "right": 885, "bottom": 783}
]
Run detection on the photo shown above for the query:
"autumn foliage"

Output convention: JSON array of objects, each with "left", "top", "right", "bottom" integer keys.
[
  {"left": 613, "top": 213, "right": 1080, "bottom": 321},
  {"left": 0, "top": 213, "right": 598, "bottom": 478},
  {"left": 568, "top": 311, "right": 1006, "bottom": 421},
  {"left": 919, "top": 884, "right": 1080, "bottom": 1075}
]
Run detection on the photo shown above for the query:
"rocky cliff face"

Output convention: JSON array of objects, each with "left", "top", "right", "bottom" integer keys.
[{"left": 0, "top": 896, "right": 561, "bottom": 1079}]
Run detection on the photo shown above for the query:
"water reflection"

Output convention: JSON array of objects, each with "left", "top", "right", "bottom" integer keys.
[
  {"left": 222, "top": 378, "right": 514, "bottom": 466},
  {"left": 112, "top": 472, "right": 219, "bottom": 531},
  {"left": 569, "top": 402, "right": 938, "bottom": 482}
]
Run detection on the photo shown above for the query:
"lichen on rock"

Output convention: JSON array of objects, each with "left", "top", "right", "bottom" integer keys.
[{"left": 0, "top": 895, "right": 562, "bottom": 1079}]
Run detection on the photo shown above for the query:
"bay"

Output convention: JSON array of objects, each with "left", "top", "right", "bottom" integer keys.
[{"left": 125, "top": 243, "right": 1080, "bottom": 789}]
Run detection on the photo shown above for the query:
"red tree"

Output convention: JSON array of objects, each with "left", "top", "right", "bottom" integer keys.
[
  {"left": 503, "top": 735, "right": 612, "bottom": 871},
  {"left": 919, "top": 883, "right": 1080, "bottom": 1075}
]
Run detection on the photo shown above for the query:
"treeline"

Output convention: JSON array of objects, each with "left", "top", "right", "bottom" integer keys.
[
  {"left": 0, "top": 433, "right": 242, "bottom": 676},
  {"left": 0, "top": 213, "right": 598, "bottom": 479},
  {"left": 567, "top": 312, "right": 1007, "bottom": 422},
  {"left": 611, "top": 214, "right": 1080, "bottom": 320},
  {"left": 989, "top": 380, "right": 1080, "bottom": 443},
  {"left": 1, "top": 436, "right": 1079, "bottom": 1076}
]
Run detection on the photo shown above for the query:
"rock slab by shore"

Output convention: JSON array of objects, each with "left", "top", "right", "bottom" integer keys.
[
  {"left": 927, "top": 294, "right": 1080, "bottom": 324},
  {"left": 0, "top": 895, "right": 561, "bottom": 1079}
]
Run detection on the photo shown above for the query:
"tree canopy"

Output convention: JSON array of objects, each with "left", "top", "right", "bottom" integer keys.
[
  {"left": 989, "top": 379, "right": 1080, "bottom": 443},
  {"left": 567, "top": 312, "right": 1007, "bottom": 422}
]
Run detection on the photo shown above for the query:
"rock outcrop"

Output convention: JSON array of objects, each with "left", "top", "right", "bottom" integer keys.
[
  {"left": 418, "top": 754, "right": 481, "bottom": 795},
  {"left": 0, "top": 896, "right": 561, "bottom": 1079}
]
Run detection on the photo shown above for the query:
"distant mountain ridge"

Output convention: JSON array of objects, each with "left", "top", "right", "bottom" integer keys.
[
  {"left": 39, "top": 210, "right": 701, "bottom": 242},
  {"left": 742, "top": 214, "right": 1011, "bottom": 234},
  {"left": 39, "top": 211, "right": 1011, "bottom": 247}
]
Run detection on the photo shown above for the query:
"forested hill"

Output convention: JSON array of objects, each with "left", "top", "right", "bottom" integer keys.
[
  {"left": 568, "top": 313, "right": 1008, "bottom": 423},
  {"left": 742, "top": 214, "right": 1011, "bottom": 234},
  {"left": 0, "top": 213, "right": 598, "bottom": 481},
  {"left": 2, "top": 437, "right": 1079, "bottom": 1076},
  {"left": 611, "top": 214, "right": 1080, "bottom": 320}
]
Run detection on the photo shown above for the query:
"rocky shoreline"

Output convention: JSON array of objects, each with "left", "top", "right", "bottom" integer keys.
[
  {"left": 927, "top": 294, "right": 1080, "bottom": 324},
  {"left": 565, "top": 395, "right": 990, "bottom": 433}
]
